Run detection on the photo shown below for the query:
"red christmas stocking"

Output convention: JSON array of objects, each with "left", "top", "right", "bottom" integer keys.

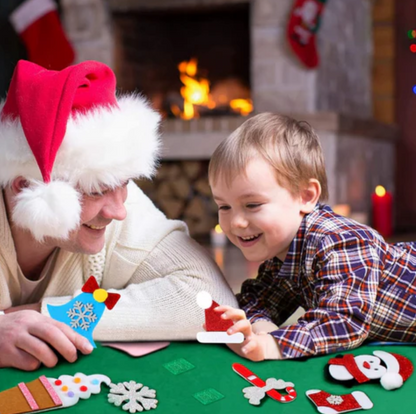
[
  {"left": 9, "top": 0, "right": 75, "bottom": 70},
  {"left": 306, "top": 390, "right": 373, "bottom": 414},
  {"left": 287, "top": 0, "right": 327, "bottom": 69}
]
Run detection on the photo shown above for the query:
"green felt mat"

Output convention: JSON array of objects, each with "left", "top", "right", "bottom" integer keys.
[{"left": 0, "top": 342, "right": 415, "bottom": 413}]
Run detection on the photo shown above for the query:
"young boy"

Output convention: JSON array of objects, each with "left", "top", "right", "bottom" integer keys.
[{"left": 209, "top": 113, "right": 416, "bottom": 361}]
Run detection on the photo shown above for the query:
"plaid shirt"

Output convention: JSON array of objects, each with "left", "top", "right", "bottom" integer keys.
[{"left": 237, "top": 204, "right": 416, "bottom": 359}]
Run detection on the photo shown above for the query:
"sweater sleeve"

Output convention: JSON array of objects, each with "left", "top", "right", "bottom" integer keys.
[{"left": 93, "top": 230, "right": 238, "bottom": 341}]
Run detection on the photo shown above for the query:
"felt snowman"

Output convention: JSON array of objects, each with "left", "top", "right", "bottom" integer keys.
[{"left": 327, "top": 350, "right": 413, "bottom": 391}]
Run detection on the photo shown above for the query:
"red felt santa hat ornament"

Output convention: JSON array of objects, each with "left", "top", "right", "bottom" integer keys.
[{"left": 0, "top": 60, "right": 160, "bottom": 241}]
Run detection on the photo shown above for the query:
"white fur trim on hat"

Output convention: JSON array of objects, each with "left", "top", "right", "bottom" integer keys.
[
  {"left": 0, "top": 94, "right": 161, "bottom": 193},
  {"left": 380, "top": 372, "right": 403, "bottom": 391},
  {"left": 12, "top": 180, "right": 81, "bottom": 241}
]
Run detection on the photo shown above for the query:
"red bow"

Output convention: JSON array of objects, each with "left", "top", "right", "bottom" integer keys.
[{"left": 82, "top": 276, "right": 121, "bottom": 310}]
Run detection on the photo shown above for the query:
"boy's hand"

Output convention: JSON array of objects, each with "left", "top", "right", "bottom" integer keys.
[
  {"left": 214, "top": 305, "right": 282, "bottom": 361},
  {"left": 0, "top": 310, "right": 93, "bottom": 371}
]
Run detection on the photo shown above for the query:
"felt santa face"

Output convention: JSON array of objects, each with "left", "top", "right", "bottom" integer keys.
[{"left": 327, "top": 351, "right": 413, "bottom": 391}]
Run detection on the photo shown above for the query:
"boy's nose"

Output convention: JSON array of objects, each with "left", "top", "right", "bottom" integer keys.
[{"left": 231, "top": 214, "right": 249, "bottom": 229}]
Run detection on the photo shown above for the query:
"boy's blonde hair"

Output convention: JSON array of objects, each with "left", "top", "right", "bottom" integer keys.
[{"left": 208, "top": 113, "right": 328, "bottom": 201}]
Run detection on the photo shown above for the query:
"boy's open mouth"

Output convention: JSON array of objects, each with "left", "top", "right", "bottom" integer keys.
[{"left": 238, "top": 234, "right": 262, "bottom": 244}]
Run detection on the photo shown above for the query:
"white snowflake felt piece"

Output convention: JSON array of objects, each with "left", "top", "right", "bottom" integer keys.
[
  {"left": 108, "top": 381, "right": 158, "bottom": 413},
  {"left": 67, "top": 301, "right": 98, "bottom": 330}
]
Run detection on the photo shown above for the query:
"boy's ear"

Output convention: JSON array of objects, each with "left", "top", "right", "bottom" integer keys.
[
  {"left": 10, "top": 176, "right": 30, "bottom": 195},
  {"left": 299, "top": 179, "right": 321, "bottom": 214}
]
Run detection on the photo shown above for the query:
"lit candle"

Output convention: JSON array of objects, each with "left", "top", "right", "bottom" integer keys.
[
  {"left": 371, "top": 185, "right": 393, "bottom": 238},
  {"left": 210, "top": 224, "right": 227, "bottom": 247}
]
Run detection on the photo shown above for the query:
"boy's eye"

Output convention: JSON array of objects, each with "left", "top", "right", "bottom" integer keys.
[
  {"left": 218, "top": 205, "right": 230, "bottom": 211},
  {"left": 246, "top": 203, "right": 261, "bottom": 209}
]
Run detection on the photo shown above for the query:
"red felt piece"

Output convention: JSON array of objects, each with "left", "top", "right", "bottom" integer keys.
[
  {"left": 328, "top": 354, "right": 370, "bottom": 384},
  {"left": 81, "top": 276, "right": 100, "bottom": 294},
  {"left": 205, "top": 300, "right": 233, "bottom": 332},
  {"left": 308, "top": 390, "right": 362, "bottom": 413},
  {"left": 105, "top": 293, "right": 121, "bottom": 310},
  {"left": 391, "top": 353, "right": 414, "bottom": 381}
]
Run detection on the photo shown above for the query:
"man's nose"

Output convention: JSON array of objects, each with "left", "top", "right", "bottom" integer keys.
[{"left": 101, "top": 188, "right": 127, "bottom": 221}]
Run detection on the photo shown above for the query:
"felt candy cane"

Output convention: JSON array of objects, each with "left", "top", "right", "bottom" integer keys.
[{"left": 232, "top": 363, "right": 297, "bottom": 405}]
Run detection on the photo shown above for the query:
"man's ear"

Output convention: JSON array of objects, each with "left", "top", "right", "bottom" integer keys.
[
  {"left": 300, "top": 179, "right": 321, "bottom": 214},
  {"left": 10, "top": 176, "right": 30, "bottom": 195}
]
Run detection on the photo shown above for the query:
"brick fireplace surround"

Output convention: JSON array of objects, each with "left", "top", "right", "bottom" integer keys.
[{"left": 61, "top": 0, "right": 397, "bottom": 237}]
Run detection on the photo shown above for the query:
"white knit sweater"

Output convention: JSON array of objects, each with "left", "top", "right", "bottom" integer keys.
[{"left": 0, "top": 183, "right": 237, "bottom": 340}]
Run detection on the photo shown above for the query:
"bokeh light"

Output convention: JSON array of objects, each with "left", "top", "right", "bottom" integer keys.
[{"left": 408, "top": 29, "right": 416, "bottom": 39}]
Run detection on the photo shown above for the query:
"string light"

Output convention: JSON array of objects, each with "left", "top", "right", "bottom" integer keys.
[
  {"left": 407, "top": 29, "right": 416, "bottom": 39},
  {"left": 411, "top": 44, "right": 416, "bottom": 53}
]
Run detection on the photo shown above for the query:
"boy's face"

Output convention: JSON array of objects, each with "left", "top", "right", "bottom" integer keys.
[{"left": 211, "top": 157, "right": 307, "bottom": 262}]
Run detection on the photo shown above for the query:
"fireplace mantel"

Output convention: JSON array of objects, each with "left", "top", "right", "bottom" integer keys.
[
  {"left": 160, "top": 112, "right": 398, "bottom": 160},
  {"left": 160, "top": 112, "right": 397, "bottom": 215}
]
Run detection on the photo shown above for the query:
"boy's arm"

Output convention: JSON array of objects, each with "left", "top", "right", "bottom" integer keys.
[
  {"left": 237, "top": 260, "right": 302, "bottom": 326},
  {"left": 268, "top": 235, "right": 380, "bottom": 359}
]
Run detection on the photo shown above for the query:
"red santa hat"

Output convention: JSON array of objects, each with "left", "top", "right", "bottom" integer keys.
[
  {"left": 0, "top": 60, "right": 160, "bottom": 241},
  {"left": 328, "top": 351, "right": 413, "bottom": 391},
  {"left": 374, "top": 351, "right": 413, "bottom": 391},
  {"left": 196, "top": 291, "right": 244, "bottom": 343}
]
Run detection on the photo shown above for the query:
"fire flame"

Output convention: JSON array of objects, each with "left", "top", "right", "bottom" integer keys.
[{"left": 171, "top": 58, "right": 252, "bottom": 119}]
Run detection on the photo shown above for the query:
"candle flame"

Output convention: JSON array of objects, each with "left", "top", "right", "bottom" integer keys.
[
  {"left": 375, "top": 185, "right": 386, "bottom": 197},
  {"left": 214, "top": 224, "right": 223, "bottom": 234}
]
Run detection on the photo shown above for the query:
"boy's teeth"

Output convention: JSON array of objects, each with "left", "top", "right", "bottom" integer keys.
[{"left": 241, "top": 234, "right": 259, "bottom": 241}]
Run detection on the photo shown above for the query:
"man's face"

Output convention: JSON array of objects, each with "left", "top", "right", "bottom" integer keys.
[
  {"left": 211, "top": 157, "right": 306, "bottom": 263},
  {"left": 50, "top": 182, "right": 129, "bottom": 255}
]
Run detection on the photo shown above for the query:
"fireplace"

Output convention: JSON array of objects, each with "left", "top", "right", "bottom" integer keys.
[
  {"left": 113, "top": 4, "right": 251, "bottom": 120},
  {"left": 62, "top": 0, "right": 398, "bottom": 238}
]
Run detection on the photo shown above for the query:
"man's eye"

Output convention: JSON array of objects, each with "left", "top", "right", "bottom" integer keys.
[{"left": 88, "top": 189, "right": 108, "bottom": 197}]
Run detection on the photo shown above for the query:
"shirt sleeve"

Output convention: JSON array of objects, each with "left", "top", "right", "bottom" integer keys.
[
  {"left": 93, "top": 229, "right": 238, "bottom": 341},
  {"left": 270, "top": 233, "right": 382, "bottom": 359},
  {"left": 237, "top": 259, "right": 303, "bottom": 326}
]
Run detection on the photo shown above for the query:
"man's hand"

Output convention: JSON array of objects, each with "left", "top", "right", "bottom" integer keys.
[
  {"left": 214, "top": 305, "right": 282, "bottom": 361},
  {"left": 0, "top": 310, "right": 93, "bottom": 371}
]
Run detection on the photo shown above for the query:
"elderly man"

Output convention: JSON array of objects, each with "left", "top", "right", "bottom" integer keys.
[{"left": 0, "top": 60, "right": 237, "bottom": 371}]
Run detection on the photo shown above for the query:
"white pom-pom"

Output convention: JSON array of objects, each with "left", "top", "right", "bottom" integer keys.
[
  {"left": 380, "top": 373, "right": 403, "bottom": 390},
  {"left": 196, "top": 291, "right": 213, "bottom": 309},
  {"left": 12, "top": 180, "right": 81, "bottom": 241}
]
